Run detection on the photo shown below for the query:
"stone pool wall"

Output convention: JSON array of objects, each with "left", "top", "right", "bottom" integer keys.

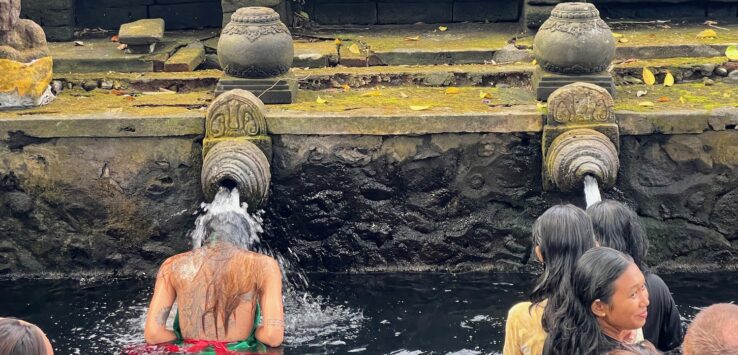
[{"left": 1, "top": 121, "right": 737, "bottom": 276}]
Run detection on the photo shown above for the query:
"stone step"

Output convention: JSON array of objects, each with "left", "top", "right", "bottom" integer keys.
[{"left": 2, "top": 83, "right": 737, "bottom": 138}]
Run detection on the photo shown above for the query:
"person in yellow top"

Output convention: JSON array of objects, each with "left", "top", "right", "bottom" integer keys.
[{"left": 503, "top": 204, "right": 597, "bottom": 355}]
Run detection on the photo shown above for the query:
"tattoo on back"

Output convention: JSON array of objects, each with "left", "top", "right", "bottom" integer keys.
[{"left": 156, "top": 306, "right": 172, "bottom": 326}]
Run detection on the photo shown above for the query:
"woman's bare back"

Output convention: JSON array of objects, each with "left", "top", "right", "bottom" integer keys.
[{"left": 165, "top": 246, "right": 273, "bottom": 342}]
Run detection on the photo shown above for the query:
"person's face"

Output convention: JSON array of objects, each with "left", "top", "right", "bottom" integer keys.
[{"left": 592, "top": 263, "right": 649, "bottom": 335}]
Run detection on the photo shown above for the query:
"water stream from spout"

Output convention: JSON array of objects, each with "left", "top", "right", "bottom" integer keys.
[
  {"left": 189, "top": 187, "right": 364, "bottom": 347},
  {"left": 583, "top": 175, "right": 602, "bottom": 208}
]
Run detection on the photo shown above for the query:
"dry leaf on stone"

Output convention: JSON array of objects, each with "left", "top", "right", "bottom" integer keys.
[
  {"left": 618, "top": 38, "right": 629, "bottom": 43},
  {"left": 532, "top": 59, "right": 537, "bottom": 66},
  {"left": 656, "top": 96, "right": 671, "bottom": 102},
  {"left": 612, "top": 33, "right": 624, "bottom": 38},
  {"left": 341, "top": 84, "right": 351, "bottom": 92},
  {"left": 404, "top": 36, "right": 420, "bottom": 41},
  {"left": 697, "top": 29, "right": 718, "bottom": 39},
  {"left": 438, "top": 26, "right": 448, "bottom": 32},
  {"left": 642, "top": 67, "right": 656, "bottom": 86},
  {"left": 726, "top": 45, "right": 738, "bottom": 61},
  {"left": 400, "top": 92, "right": 409, "bottom": 98},
  {"left": 664, "top": 72, "right": 675, "bottom": 87},
  {"left": 479, "top": 91, "right": 492, "bottom": 99},
  {"left": 348, "top": 43, "right": 361, "bottom": 54},
  {"left": 679, "top": 96, "right": 687, "bottom": 104},
  {"left": 117, "top": 44, "right": 128, "bottom": 50},
  {"left": 445, "top": 87, "right": 460, "bottom": 94},
  {"left": 316, "top": 96, "right": 328, "bottom": 104},
  {"left": 638, "top": 101, "right": 654, "bottom": 107},
  {"left": 334, "top": 38, "right": 342, "bottom": 46},
  {"left": 410, "top": 105, "right": 431, "bottom": 111},
  {"left": 111, "top": 35, "right": 119, "bottom": 42},
  {"left": 636, "top": 90, "right": 648, "bottom": 97},
  {"left": 74, "top": 41, "right": 84, "bottom": 46},
  {"left": 361, "top": 90, "right": 382, "bottom": 97}
]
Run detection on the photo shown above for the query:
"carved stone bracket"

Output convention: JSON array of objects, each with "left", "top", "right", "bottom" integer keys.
[
  {"left": 201, "top": 89, "right": 272, "bottom": 206},
  {"left": 204, "top": 89, "right": 270, "bottom": 157},
  {"left": 542, "top": 82, "right": 620, "bottom": 192}
]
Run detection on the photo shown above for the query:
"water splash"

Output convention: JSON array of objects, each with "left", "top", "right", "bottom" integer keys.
[
  {"left": 583, "top": 175, "right": 602, "bottom": 208},
  {"left": 189, "top": 186, "right": 365, "bottom": 347}
]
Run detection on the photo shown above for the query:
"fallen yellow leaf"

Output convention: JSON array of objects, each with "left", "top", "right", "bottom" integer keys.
[
  {"left": 404, "top": 36, "right": 420, "bottom": 41},
  {"left": 410, "top": 105, "right": 431, "bottom": 111},
  {"left": 679, "top": 96, "right": 687, "bottom": 104},
  {"left": 664, "top": 72, "right": 674, "bottom": 87},
  {"left": 361, "top": 90, "right": 382, "bottom": 97},
  {"left": 438, "top": 26, "right": 448, "bottom": 32},
  {"left": 727, "top": 45, "right": 738, "bottom": 61},
  {"left": 724, "top": 92, "right": 732, "bottom": 98},
  {"left": 532, "top": 59, "right": 537, "bottom": 66},
  {"left": 618, "top": 38, "right": 629, "bottom": 43},
  {"left": 656, "top": 96, "right": 671, "bottom": 102},
  {"left": 612, "top": 32, "right": 624, "bottom": 38},
  {"left": 638, "top": 101, "right": 655, "bottom": 107},
  {"left": 479, "top": 91, "right": 492, "bottom": 99},
  {"left": 400, "top": 92, "right": 409, "bottom": 98},
  {"left": 697, "top": 29, "right": 718, "bottom": 39},
  {"left": 348, "top": 43, "right": 361, "bottom": 54},
  {"left": 316, "top": 96, "right": 328, "bottom": 104},
  {"left": 445, "top": 87, "right": 460, "bottom": 94},
  {"left": 334, "top": 38, "right": 342, "bottom": 46},
  {"left": 536, "top": 102, "right": 548, "bottom": 115},
  {"left": 341, "top": 84, "right": 351, "bottom": 91},
  {"left": 643, "top": 67, "right": 656, "bottom": 86}
]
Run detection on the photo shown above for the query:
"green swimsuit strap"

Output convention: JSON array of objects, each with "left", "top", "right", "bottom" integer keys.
[{"left": 172, "top": 303, "right": 264, "bottom": 352}]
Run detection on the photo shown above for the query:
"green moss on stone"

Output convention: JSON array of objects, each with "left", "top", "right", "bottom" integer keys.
[{"left": 616, "top": 82, "right": 738, "bottom": 112}]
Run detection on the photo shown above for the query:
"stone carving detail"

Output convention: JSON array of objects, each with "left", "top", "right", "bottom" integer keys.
[
  {"left": 223, "top": 64, "right": 291, "bottom": 79},
  {"left": 547, "top": 82, "right": 615, "bottom": 124},
  {"left": 201, "top": 140, "right": 271, "bottom": 210},
  {"left": 221, "top": 22, "right": 289, "bottom": 41},
  {"left": 546, "top": 128, "right": 619, "bottom": 192},
  {"left": 218, "top": 6, "right": 294, "bottom": 79},
  {"left": 533, "top": 2, "right": 615, "bottom": 75},
  {"left": 539, "top": 19, "right": 610, "bottom": 36},
  {"left": 206, "top": 89, "right": 268, "bottom": 138},
  {"left": 0, "top": 0, "right": 53, "bottom": 109}
]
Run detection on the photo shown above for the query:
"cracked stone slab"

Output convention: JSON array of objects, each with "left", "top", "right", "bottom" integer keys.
[{"left": 118, "top": 19, "right": 166, "bottom": 45}]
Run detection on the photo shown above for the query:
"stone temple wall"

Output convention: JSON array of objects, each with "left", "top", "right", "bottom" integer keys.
[
  {"left": 1, "top": 129, "right": 737, "bottom": 276},
  {"left": 18, "top": 0, "right": 738, "bottom": 42}
]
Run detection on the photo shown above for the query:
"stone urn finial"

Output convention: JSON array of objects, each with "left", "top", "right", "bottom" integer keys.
[
  {"left": 0, "top": 0, "right": 54, "bottom": 109},
  {"left": 533, "top": 2, "right": 615, "bottom": 75},
  {"left": 218, "top": 6, "right": 294, "bottom": 79}
]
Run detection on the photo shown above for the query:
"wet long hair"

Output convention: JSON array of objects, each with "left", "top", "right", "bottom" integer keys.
[
  {"left": 197, "top": 211, "right": 258, "bottom": 337},
  {"left": 529, "top": 204, "right": 597, "bottom": 331},
  {"left": 543, "top": 247, "right": 634, "bottom": 355},
  {"left": 0, "top": 318, "right": 49, "bottom": 355},
  {"left": 587, "top": 200, "right": 649, "bottom": 271}
]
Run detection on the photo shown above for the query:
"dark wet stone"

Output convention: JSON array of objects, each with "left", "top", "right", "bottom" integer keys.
[
  {"left": 82, "top": 80, "right": 98, "bottom": 91},
  {"left": 5, "top": 191, "right": 34, "bottom": 215}
]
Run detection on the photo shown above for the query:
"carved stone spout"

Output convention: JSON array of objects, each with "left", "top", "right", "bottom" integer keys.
[
  {"left": 201, "top": 89, "right": 272, "bottom": 210},
  {"left": 201, "top": 139, "right": 271, "bottom": 210},
  {"left": 542, "top": 82, "right": 620, "bottom": 192}
]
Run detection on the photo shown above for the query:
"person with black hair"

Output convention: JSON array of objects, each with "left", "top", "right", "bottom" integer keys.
[
  {"left": 503, "top": 204, "right": 598, "bottom": 355},
  {"left": 587, "top": 200, "right": 683, "bottom": 352},
  {"left": 543, "top": 247, "right": 657, "bottom": 355}
]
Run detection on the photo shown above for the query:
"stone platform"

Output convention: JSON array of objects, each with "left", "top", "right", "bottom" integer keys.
[{"left": 533, "top": 68, "right": 616, "bottom": 101}]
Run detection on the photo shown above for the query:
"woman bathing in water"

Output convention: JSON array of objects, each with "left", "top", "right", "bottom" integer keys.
[
  {"left": 543, "top": 247, "right": 657, "bottom": 355},
  {"left": 504, "top": 204, "right": 597, "bottom": 355},
  {"left": 143, "top": 207, "right": 284, "bottom": 352},
  {"left": 587, "top": 200, "right": 683, "bottom": 352}
]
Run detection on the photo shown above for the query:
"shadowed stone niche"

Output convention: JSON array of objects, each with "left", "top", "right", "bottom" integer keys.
[{"left": 542, "top": 82, "right": 620, "bottom": 192}]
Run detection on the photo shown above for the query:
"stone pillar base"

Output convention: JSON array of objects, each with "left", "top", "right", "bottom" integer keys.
[
  {"left": 532, "top": 67, "right": 615, "bottom": 101},
  {"left": 214, "top": 72, "right": 297, "bottom": 104}
]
